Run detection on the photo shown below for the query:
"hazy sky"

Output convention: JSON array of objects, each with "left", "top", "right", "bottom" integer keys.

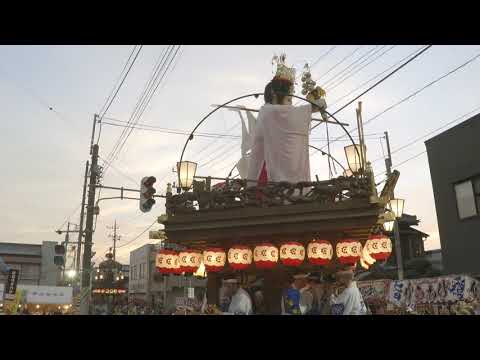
[{"left": 1, "top": 45, "right": 479, "bottom": 266}]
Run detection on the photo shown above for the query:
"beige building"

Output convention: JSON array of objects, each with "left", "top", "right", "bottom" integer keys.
[
  {"left": 129, "top": 243, "right": 206, "bottom": 310},
  {"left": 0, "top": 241, "right": 61, "bottom": 287}
]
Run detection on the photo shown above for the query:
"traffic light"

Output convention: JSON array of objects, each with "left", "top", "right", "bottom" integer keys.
[
  {"left": 54, "top": 244, "right": 66, "bottom": 267},
  {"left": 140, "top": 176, "right": 156, "bottom": 213}
]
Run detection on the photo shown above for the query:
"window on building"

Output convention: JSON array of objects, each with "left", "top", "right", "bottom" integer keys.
[{"left": 454, "top": 179, "right": 479, "bottom": 219}]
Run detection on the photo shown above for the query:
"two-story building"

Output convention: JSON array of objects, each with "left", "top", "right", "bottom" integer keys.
[{"left": 425, "top": 111, "right": 480, "bottom": 275}]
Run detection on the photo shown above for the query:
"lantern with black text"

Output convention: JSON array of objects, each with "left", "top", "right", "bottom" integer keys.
[
  {"left": 178, "top": 249, "right": 202, "bottom": 273},
  {"left": 279, "top": 242, "right": 305, "bottom": 267},
  {"left": 156, "top": 250, "right": 180, "bottom": 274},
  {"left": 366, "top": 234, "right": 392, "bottom": 261},
  {"left": 307, "top": 240, "right": 333, "bottom": 266},
  {"left": 203, "top": 248, "right": 226, "bottom": 273},
  {"left": 228, "top": 245, "right": 252, "bottom": 270},
  {"left": 336, "top": 239, "right": 362, "bottom": 265},
  {"left": 254, "top": 243, "right": 278, "bottom": 269}
]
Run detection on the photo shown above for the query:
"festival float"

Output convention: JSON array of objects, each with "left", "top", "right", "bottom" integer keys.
[{"left": 158, "top": 54, "right": 402, "bottom": 314}]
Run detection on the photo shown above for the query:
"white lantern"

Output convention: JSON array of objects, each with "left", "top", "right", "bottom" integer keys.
[
  {"left": 228, "top": 245, "right": 252, "bottom": 270},
  {"left": 203, "top": 248, "right": 226, "bottom": 273},
  {"left": 307, "top": 240, "right": 333, "bottom": 266},
  {"left": 389, "top": 198, "right": 405, "bottom": 219},
  {"left": 279, "top": 242, "right": 305, "bottom": 267},
  {"left": 177, "top": 161, "right": 197, "bottom": 190},
  {"left": 254, "top": 243, "right": 278, "bottom": 269},
  {"left": 344, "top": 144, "right": 366, "bottom": 173},
  {"left": 178, "top": 249, "right": 202, "bottom": 273},
  {"left": 156, "top": 250, "right": 180, "bottom": 274}
]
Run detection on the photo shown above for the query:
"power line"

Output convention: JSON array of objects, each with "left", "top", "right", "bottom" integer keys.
[
  {"left": 329, "top": 46, "right": 427, "bottom": 108},
  {"left": 98, "top": 155, "right": 138, "bottom": 186},
  {"left": 310, "top": 45, "right": 433, "bottom": 134},
  {"left": 103, "top": 46, "right": 172, "bottom": 169},
  {"left": 316, "top": 46, "right": 363, "bottom": 81},
  {"left": 322, "top": 46, "right": 382, "bottom": 88},
  {"left": 326, "top": 45, "right": 396, "bottom": 92},
  {"left": 371, "top": 104, "right": 480, "bottom": 164},
  {"left": 98, "top": 46, "right": 139, "bottom": 117},
  {"left": 310, "top": 46, "right": 338, "bottom": 69},
  {"left": 116, "top": 220, "right": 157, "bottom": 249},
  {"left": 104, "top": 46, "right": 181, "bottom": 174},
  {"left": 96, "top": 46, "right": 143, "bottom": 145},
  {"left": 375, "top": 150, "right": 427, "bottom": 179}
]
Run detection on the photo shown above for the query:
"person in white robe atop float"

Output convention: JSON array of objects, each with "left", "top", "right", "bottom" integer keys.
[{"left": 247, "top": 54, "right": 328, "bottom": 186}]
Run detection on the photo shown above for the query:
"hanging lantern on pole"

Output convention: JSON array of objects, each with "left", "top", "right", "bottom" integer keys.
[
  {"left": 307, "top": 239, "right": 333, "bottom": 266},
  {"left": 254, "top": 243, "right": 278, "bottom": 269},
  {"left": 336, "top": 239, "right": 362, "bottom": 265},
  {"left": 279, "top": 242, "right": 305, "bottom": 267},
  {"left": 156, "top": 250, "right": 180, "bottom": 274},
  {"left": 203, "top": 248, "right": 226, "bottom": 273},
  {"left": 366, "top": 234, "right": 392, "bottom": 261},
  {"left": 178, "top": 249, "right": 202, "bottom": 273},
  {"left": 228, "top": 245, "right": 252, "bottom": 270}
]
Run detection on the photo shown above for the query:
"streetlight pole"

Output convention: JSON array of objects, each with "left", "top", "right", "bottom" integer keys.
[{"left": 393, "top": 218, "right": 404, "bottom": 280}]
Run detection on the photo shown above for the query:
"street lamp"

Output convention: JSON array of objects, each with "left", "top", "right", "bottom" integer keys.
[
  {"left": 344, "top": 144, "right": 366, "bottom": 173},
  {"left": 389, "top": 198, "right": 405, "bottom": 218},
  {"left": 177, "top": 161, "right": 197, "bottom": 190},
  {"left": 389, "top": 198, "right": 405, "bottom": 280},
  {"left": 66, "top": 269, "right": 77, "bottom": 279}
]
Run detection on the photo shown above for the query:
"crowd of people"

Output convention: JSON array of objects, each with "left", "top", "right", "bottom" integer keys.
[{"left": 205, "top": 265, "right": 369, "bottom": 315}]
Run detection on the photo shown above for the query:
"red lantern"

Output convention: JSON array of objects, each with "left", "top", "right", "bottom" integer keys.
[
  {"left": 307, "top": 240, "right": 333, "bottom": 266},
  {"left": 279, "top": 242, "right": 305, "bottom": 267},
  {"left": 336, "top": 239, "right": 362, "bottom": 265},
  {"left": 156, "top": 250, "right": 180, "bottom": 274},
  {"left": 178, "top": 249, "right": 202, "bottom": 273},
  {"left": 228, "top": 245, "right": 252, "bottom": 270},
  {"left": 366, "top": 235, "right": 392, "bottom": 261},
  {"left": 203, "top": 248, "right": 226, "bottom": 273},
  {"left": 254, "top": 243, "right": 278, "bottom": 269}
]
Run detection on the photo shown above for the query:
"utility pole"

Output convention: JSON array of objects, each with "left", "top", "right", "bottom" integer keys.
[
  {"left": 384, "top": 131, "right": 393, "bottom": 177},
  {"left": 108, "top": 220, "right": 121, "bottom": 261},
  {"left": 62, "top": 222, "right": 71, "bottom": 280},
  {"left": 384, "top": 131, "right": 404, "bottom": 280},
  {"left": 80, "top": 114, "right": 100, "bottom": 315},
  {"left": 76, "top": 161, "right": 89, "bottom": 273}
]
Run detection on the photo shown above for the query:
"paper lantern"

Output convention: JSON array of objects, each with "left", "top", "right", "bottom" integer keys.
[
  {"left": 279, "top": 242, "right": 305, "bottom": 267},
  {"left": 203, "top": 248, "right": 226, "bottom": 273},
  {"left": 307, "top": 239, "right": 333, "bottom": 266},
  {"left": 178, "top": 249, "right": 203, "bottom": 273},
  {"left": 366, "top": 235, "right": 392, "bottom": 261},
  {"left": 254, "top": 243, "right": 278, "bottom": 269},
  {"left": 156, "top": 250, "right": 180, "bottom": 274},
  {"left": 336, "top": 239, "right": 362, "bottom": 265},
  {"left": 228, "top": 245, "right": 252, "bottom": 270}
]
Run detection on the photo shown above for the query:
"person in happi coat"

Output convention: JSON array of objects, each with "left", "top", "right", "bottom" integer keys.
[
  {"left": 223, "top": 276, "right": 253, "bottom": 315},
  {"left": 330, "top": 266, "right": 368, "bottom": 315},
  {"left": 281, "top": 273, "right": 314, "bottom": 315}
]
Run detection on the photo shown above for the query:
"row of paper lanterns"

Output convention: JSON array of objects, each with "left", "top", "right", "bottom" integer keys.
[{"left": 156, "top": 235, "right": 392, "bottom": 274}]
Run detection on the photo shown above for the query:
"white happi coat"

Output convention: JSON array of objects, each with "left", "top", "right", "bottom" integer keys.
[
  {"left": 227, "top": 287, "right": 253, "bottom": 315},
  {"left": 247, "top": 104, "right": 312, "bottom": 183},
  {"left": 330, "top": 281, "right": 368, "bottom": 315}
]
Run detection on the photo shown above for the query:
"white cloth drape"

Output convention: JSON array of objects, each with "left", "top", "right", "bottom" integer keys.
[{"left": 247, "top": 104, "right": 312, "bottom": 183}]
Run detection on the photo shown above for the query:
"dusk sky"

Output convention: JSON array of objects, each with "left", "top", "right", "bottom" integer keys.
[{"left": 2, "top": 45, "right": 480, "bottom": 266}]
